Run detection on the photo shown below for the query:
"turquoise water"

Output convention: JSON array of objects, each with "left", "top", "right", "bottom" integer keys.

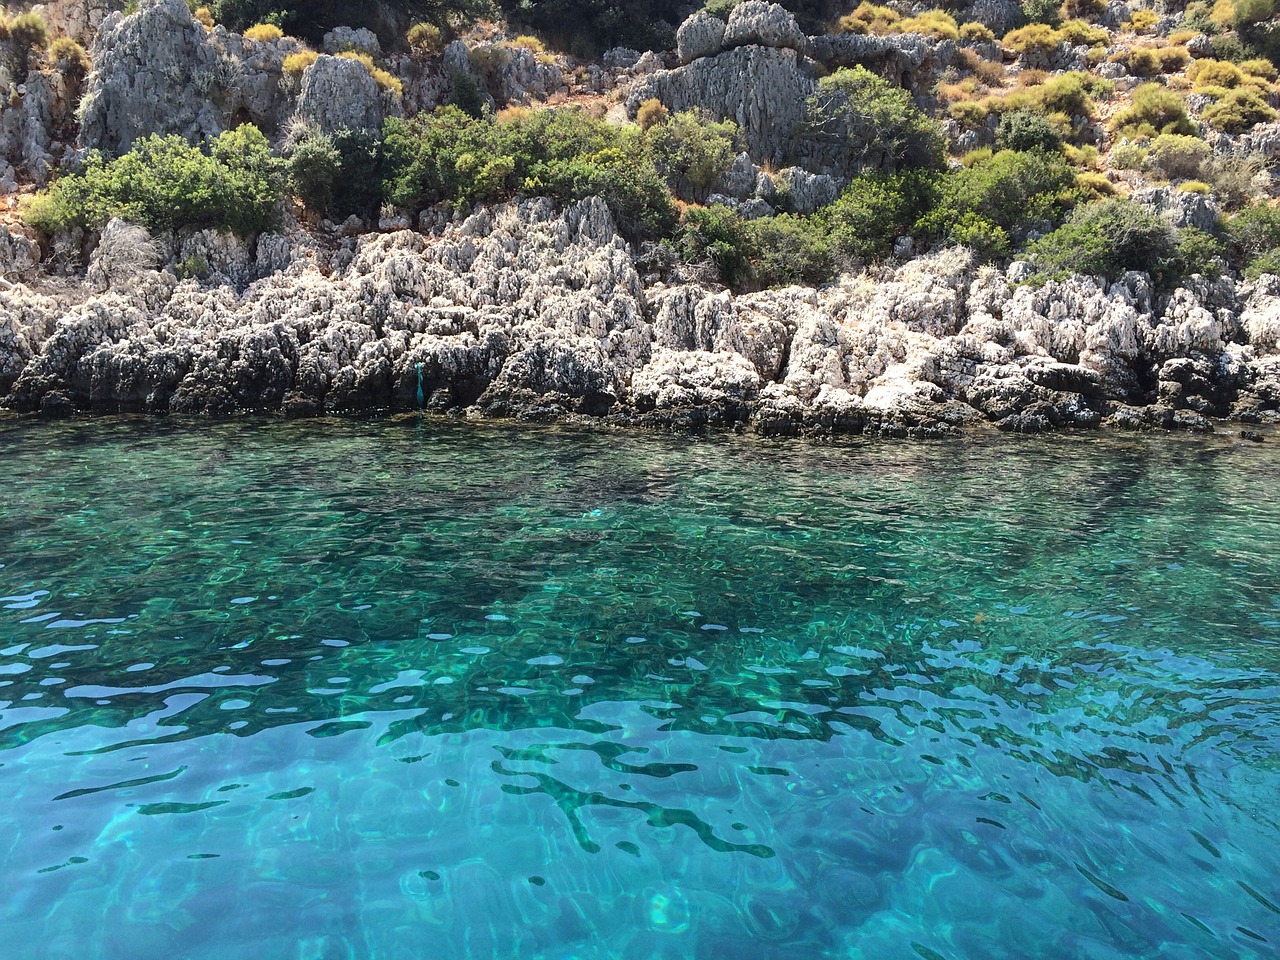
[{"left": 1, "top": 417, "right": 1278, "bottom": 960}]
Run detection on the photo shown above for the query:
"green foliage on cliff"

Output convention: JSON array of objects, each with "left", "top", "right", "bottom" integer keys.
[
  {"left": 825, "top": 171, "right": 939, "bottom": 262},
  {"left": 1028, "top": 199, "right": 1170, "bottom": 280},
  {"left": 919, "top": 149, "right": 1076, "bottom": 256},
  {"left": 381, "top": 106, "right": 677, "bottom": 239},
  {"left": 21, "top": 126, "right": 284, "bottom": 236},
  {"left": 803, "top": 67, "right": 947, "bottom": 176},
  {"left": 288, "top": 126, "right": 385, "bottom": 219},
  {"left": 679, "top": 205, "right": 835, "bottom": 290}
]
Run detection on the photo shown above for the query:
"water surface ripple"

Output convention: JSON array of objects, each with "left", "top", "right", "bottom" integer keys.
[{"left": 0, "top": 417, "right": 1278, "bottom": 959}]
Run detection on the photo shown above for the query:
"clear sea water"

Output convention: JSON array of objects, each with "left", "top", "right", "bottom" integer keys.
[{"left": 0, "top": 416, "right": 1278, "bottom": 960}]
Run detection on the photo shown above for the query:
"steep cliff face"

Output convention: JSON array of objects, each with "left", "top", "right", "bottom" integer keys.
[{"left": 3, "top": 199, "right": 1279, "bottom": 434}]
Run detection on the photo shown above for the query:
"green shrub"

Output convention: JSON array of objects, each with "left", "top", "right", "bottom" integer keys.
[
  {"left": 1201, "top": 87, "right": 1277, "bottom": 133},
  {"left": 1245, "top": 248, "right": 1280, "bottom": 279},
  {"left": 825, "top": 170, "right": 938, "bottom": 261},
  {"left": 679, "top": 206, "right": 836, "bottom": 290},
  {"left": 645, "top": 109, "right": 738, "bottom": 201},
  {"left": 381, "top": 106, "right": 678, "bottom": 241},
  {"left": 1145, "top": 133, "right": 1211, "bottom": 180},
  {"left": 997, "top": 109, "right": 1064, "bottom": 152},
  {"left": 1108, "top": 142, "right": 1149, "bottom": 170},
  {"left": 1021, "top": 0, "right": 1063, "bottom": 26},
  {"left": 703, "top": 0, "right": 741, "bottom": 21},
  {"left": 1110, "top": 83, "right": 1197, "bottom": 139},
  {"left": 22, "top": 126, "right": 284, "bottom": 236},
  {"left": 920, "top": 148, "right": 1076, "bottom": 255},
  {"left": 680, "top": 204, "right": 753, "bottom": 287},
  {"left": 804, "top": 66, "right": 946, "bottom": 176},
  {"left": 1173, "top": 227, "right": 1225, "bottom": 279},
  {"left": 287, "top": 126, "right": 342, "bottom": 212},
  {"left": 1226, "top": 203, "right": 1280, "bottom": 260},
  {"left": 1027, "top": 198, "right": 1177, "bottom": 280},
  {"left": 745, "top": 214, "right": 835, "bottom": 288}
]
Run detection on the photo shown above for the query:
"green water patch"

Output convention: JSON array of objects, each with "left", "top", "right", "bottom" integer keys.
[{"left": 0, "top": 417, "right": 1277, "bottom": 959}]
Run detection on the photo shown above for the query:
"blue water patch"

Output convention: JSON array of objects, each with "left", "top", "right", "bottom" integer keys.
[{"left": 0, "top": 417, "right": 1277, "bottom": 960}]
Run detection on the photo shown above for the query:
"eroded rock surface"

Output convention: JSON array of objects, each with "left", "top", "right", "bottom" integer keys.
[{"left": 4, "top": 199, "right": 1280, "bottom": 435}]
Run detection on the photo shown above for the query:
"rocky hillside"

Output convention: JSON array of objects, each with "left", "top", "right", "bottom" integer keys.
[{"left": 1, "top": 0, "right": 1280, "bottom": 435}]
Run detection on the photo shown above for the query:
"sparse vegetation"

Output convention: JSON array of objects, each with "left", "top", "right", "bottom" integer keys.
[{"left": 243, "top": 22, "right": 284, "bottom": 41}]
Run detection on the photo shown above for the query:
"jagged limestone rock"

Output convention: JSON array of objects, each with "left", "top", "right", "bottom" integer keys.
[
  {"left": 79, "top": 0, "right": 230, "bottom": 153},
  {"left": 323, "top": 27, "right": 381, "bottom": 56},
  {"left": 296, "top": 54, "right": 383, "bottom": 135},
  {"left": 676, "top": 13, "right": 726, "bottom": 65},
  {"left": 1131, "top": 186, "right": 1221, "bottom": 233},
  {"left": 629, "top": 45, "right": 815, "bottom": 164},
  {"left": 722, "top": 2, "right": 806, "bottom": 54},
  {"left": 4, "top": 198, "right": 1280, "bottom": 433}
]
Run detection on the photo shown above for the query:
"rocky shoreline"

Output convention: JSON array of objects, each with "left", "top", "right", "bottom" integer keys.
[{"left": 3, "top": 196, "right": 1280, "bottom": 437}]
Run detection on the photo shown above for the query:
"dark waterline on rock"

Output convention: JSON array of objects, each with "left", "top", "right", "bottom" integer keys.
[{"left": 0, "top": 417, "right": 1278, "bottom": 959}]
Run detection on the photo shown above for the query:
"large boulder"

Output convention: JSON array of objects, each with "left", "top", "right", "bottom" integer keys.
[
  {"left": 676, "top": 13, "right": 725, "bottom": 64},
  {"left": 295, "top": 55, "right": 383, "bottom": 135},
  {"left": 629, "top": 45, "right": 816, "bottom": 164},
  {"left": 79, "top": 0, "right": 230, "bottom": 153},
  {"left": 1131, "top": 186, "right": 1221, "bottom": 233},
  {"left": 723, "top": 1, "right": 806, "bottom": 54}
]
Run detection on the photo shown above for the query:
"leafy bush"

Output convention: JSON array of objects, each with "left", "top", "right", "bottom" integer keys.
[
  {"left": 21, "top": 126, "right": 284, "bottom": 236},
  {"left": 679, "top": 206, "right": 835, "bottom": 290},
  {"left": 1027, "top": 198, "right": 1176, "bottom": 280},
  {"left": 646, "top": 109, "right": 738, "bottom": 201},
  {"left": 746, "top": 215, "right": 835, "bottom": 288},
  {"left": 1201, "top": 87, "right": 1277, "bottom": 133},
  {"left": 1172, "top": 227, "right": 1225, "bottom": 279},
  {"left": 244, "top": 22, "right": 284, "bottom": 40},
  {"left": 1021, "top": 0, "right": 1062, "bottom": 26},
  {"left": 1145, "top": 133, "right": 1210, "bottom": 180},
  {"left": 825, "top": 170, "right": 938, "bottom": 261},
  {"left": 997, "top": 109, "right": 1064, "bottom": 152},
  {"left": 1110, "top": 83, "right": 1197, "bottom": 139},
  {"left": 1226, "top": 203, "right": 1280, "bottom": 260},
  {"left": 1108, "top": 142, "right": 1148, "bottom": 170},
  {"left": 921, "top": 148, "right": 1076, "bottom": 255},
  {"left": 407, "top": 22, "right": 444, "bottom": 54},
  {"left": 803, "top": 66, "right": 946, "bottom": 176},
  {"left": 680, "top": 204, "right": 753, "bottom": 287},
  {"left": 382, "top": 106, "right": 678, "bottom": 240},
  {"left": 1178, "top": 180, "right": 1211, "bottom": 194},
  {"left": 287, "top": 126, "right": 342, "bottom": 212},
  {"left": 1244, "top": 248, "right": 1280, "bottom": 279},
  {"left": 194, "top": 6, "right": 216, "bottom": 28}
]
